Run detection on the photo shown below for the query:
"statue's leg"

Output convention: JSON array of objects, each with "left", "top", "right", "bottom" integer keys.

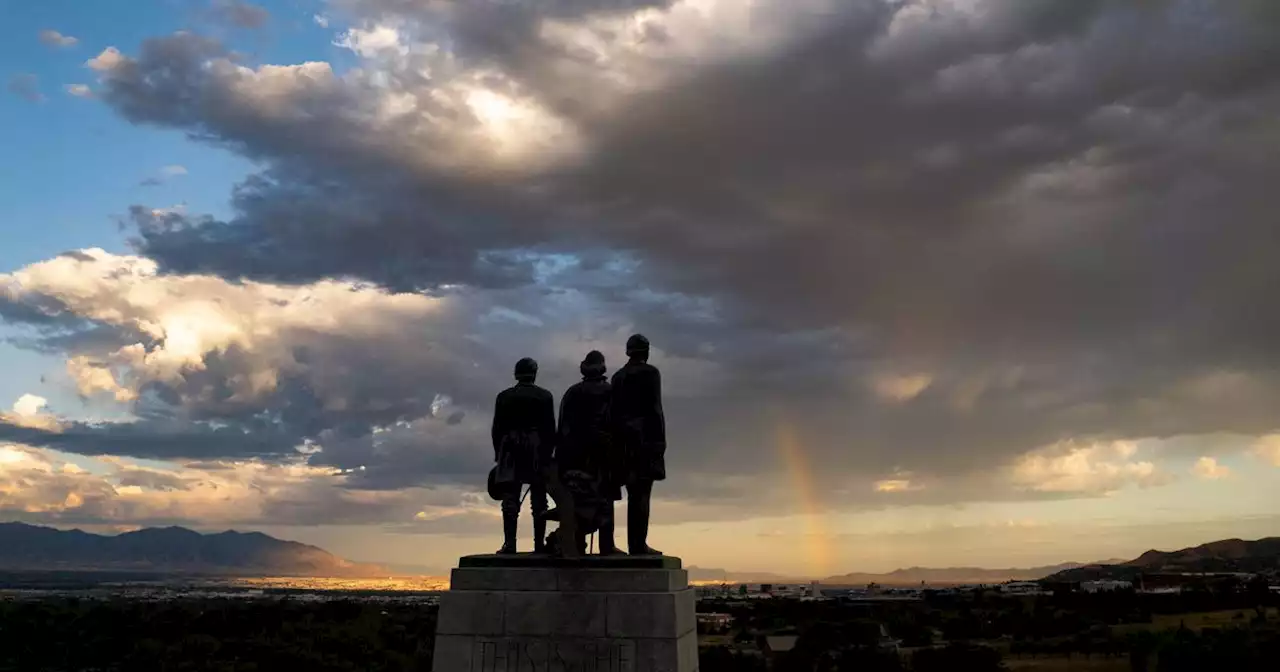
[
  {"left": 497, "top": 489, "right": 519, "bottom": 554},
  {"left": 598, "top": 501, "right": 623, "bottom": 555},
  {"left": 530, "top": 483, "right": 548, "bottom": 553},
  {"left": 627, "top": 479, "right": 661, "bottom": 555}
]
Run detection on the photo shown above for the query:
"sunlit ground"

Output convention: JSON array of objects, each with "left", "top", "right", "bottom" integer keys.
[{"left": 228, "top": 576, "right": 451, "bottom": 592}]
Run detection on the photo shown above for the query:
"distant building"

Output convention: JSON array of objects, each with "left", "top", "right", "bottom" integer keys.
[
  {"left": 1081, "top": 580, "right": 1133, "bottom": 593},
  {"left": 1001, "top": 581, "right": 1047, "bottom": 595},
  {"left": 697, "top": 613, "right": 733, "bottom": 630}
]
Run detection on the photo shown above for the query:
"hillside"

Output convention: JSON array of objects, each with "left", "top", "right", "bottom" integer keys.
[
  {"left": 1046, "top": 537, "right": 1280, "bottom": 583},
  {"left": 822, "top": 562, "right": 1117, "bottom": 587},
  {"left": 0, "top": 522, "right": 384, "bottom": 577}
]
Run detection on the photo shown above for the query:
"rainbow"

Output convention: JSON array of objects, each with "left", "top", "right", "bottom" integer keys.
[{"left": 774, "top": 417, "right": 833, "bottom": 577}]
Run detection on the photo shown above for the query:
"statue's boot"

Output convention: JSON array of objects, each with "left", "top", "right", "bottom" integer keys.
[
  {"left": 496, "top": 511, "right": 518, "bottom": 554},
  {"left": 533, "top": 516, "right": 547, "bottom": 554},
  {"left": 598, "top": 516, "right": 626, "bottom": 556}
]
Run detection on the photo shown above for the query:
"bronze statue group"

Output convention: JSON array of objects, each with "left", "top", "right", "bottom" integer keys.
[{"left": 488, "top": 334, "right": 666, "bottom": 558}]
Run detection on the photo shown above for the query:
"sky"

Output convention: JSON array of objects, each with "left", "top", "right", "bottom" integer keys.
[{"left": 3, "top": 0, "right": 1280, "bottom": 578}]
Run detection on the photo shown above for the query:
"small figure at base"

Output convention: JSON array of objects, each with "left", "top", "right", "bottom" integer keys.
[{"left": 540, "top": 468, "right": 614, "bottom": 557}]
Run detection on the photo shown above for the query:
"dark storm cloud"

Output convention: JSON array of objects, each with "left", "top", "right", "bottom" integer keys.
[
  {"left": 18, "top": 0, "right": 1280, "bottom": 516},
  {"left": 0, "top": 419, "right": 299, "bottom": 460}
]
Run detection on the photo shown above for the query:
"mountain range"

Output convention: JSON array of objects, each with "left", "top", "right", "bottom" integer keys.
[
  {"left": 4, "top": 522, "right": 1276, "bottom": 584},
  {"left": 0, "top": 522, "right": 385, "bottom": 577},
  {"left": 819, "top": 562, "right": 1128, "bottom": 587},
  {"left": 695, "top": 537, "right": 1280, "bottom": 586},
  {"left": 687, "top": 561, "right": 1126, "bottom": 586},
  {"left": 1045, "top": 538, "right": 1280, "bottom": 582}
]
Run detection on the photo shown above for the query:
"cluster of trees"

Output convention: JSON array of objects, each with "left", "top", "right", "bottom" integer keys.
[
  {"left": 1129, "top": 626, "right": 1280, "bottom": 672},
  {"left": 0, "top": 598, "right": 437, "bottom": 671},
  {"left": 698, "top": 582, "right": 1280, "bottom": 671},
  {"left": 700, "top": 642, "right": 1003, "bottom": 672}
]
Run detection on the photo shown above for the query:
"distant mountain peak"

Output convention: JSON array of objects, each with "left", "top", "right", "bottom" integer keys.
[
  {"left": 0, "top": 522, "right": 383, "bottom": 577},
  {"left": 1046, "top": 536, "right": 1280, "bottom": 582}
]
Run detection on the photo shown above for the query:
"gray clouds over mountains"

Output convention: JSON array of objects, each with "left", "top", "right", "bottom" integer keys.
[{"left": 5, "top": 0, "right": 1280, "bottom": 526}]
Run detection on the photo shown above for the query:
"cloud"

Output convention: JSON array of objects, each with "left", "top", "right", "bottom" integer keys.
[
  {"left": 12, "top": 395, "right": 48, "bottom": 417},
  {"left": 65, "top": 84, "right": 93, "bottom": 98},
  {"left": 313, "top": 14, "right": 330, "bottom": 28},
  {"left": 39, "top": 30, "right": 79, "bottom": 48},
  {"left": 1253, "top": 435, "right": 1280, "bottom": 466},
  {"left": 87, "top": 47, "right": 126, "bottom": 72},
  {"left": 0, "top": 248, "right": 623, "bottom": 491},
  {"left": 871, "top": 374, "right": 933, "bottom": 403},
  {"left": 210, "top": 1, "right": 270, "bottom": 29},
  {"left": 1191, "top": 456, "right": 1230, "bottom": 480},
  {"left": 10, "top": 0, "right": 1280, "bottom": 528},
  {"left": 873, "top": 479, "right": 916, "bottom": 493},
  {"left": 1010, "top": 441, "right": 1171, "bottom": 496},
  {"left": 7, "top": 74, "right": 44, "bottom": 102},
  {"left": 0, "top": 249, "right": 467, "bottom": 454},
  {"left": 0, "top": 443, "right": 445, "bottom": 528},
  {"left": 138, "top": 166, "right": 188, "bottom": 187}
]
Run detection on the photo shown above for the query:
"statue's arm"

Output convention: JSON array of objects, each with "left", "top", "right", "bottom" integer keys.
[
  {"left": 557, "top": 390, "right": 569, "bottom": 441},
  {"left": 541, "top": 393, "right": 558, "bottom": 457},
  {"left": 490, "top": 393, "right": 503, "bottom": 460},
  {"left": 652, "top": 368, "right": 666, "bottom": 443}
]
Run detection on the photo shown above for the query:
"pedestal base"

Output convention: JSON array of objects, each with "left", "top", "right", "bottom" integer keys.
[{"left": 433, "top": 554, "right": 698, "bottom": 672}]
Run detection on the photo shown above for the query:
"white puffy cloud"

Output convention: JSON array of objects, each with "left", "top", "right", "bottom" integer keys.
[
  {"left": 1191, "top": 456, "right": 1231, "bottom": 480},
  {"left": 0, "top": 442, "right": 448, "bottom": 527},
  {"left": 1010, "top": 441, "right": 1171, "bottom": 495},
  {"left": 1, "top": 248, "right": 450, "bottom": 409},
  {"left": 65, "top": 84, "right": 93, "bottom": 98},
  {"left": 12, "top": 395, "right": 48, "bottom": 417},
  {"left": 87, "top": 47, "right": 126, "bottom": 72}
]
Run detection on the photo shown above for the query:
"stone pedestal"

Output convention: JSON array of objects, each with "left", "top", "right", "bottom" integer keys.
[{"left": 433, "top": 554, "right": 698, "bottom": 672}]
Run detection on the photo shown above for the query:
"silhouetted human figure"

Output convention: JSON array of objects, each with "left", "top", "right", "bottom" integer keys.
[
  {"left": 610, "top": 334, "right": 666, "bottom": 556},
  {"left": 556, "top": 350, "right": 623, "bottom": 555},
  {"left": 491, "top": 357, "right": 555, "bottom": 554}
]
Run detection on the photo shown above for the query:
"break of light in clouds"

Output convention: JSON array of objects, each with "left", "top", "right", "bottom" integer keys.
[{"left": 3, "top": 0, "right": 1280, "bottom": 575}]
